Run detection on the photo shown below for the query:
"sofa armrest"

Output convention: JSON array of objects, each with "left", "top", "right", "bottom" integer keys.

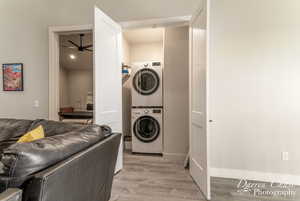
[
  {"left": 22, "top": 133, "right": 121, "bottom": 201},
  {"left": 0, "top": 189, "right": 22, "bottom": 201}
]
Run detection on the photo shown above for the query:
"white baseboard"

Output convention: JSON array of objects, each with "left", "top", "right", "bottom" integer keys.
[
  {"left": 163, "top": 152, "right": 187, "bottom": 164},
  {"left": 210, "top": 168, "right": 300, "bottom": 185}
]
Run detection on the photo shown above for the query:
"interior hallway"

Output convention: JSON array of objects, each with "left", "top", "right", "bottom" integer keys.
[{"left": 110, "top": 153, "right": 299, "bottom": 201}]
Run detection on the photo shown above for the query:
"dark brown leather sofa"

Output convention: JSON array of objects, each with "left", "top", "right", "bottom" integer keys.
[{"left": 0, "top": 119, "right": 121, "bottom": 201}]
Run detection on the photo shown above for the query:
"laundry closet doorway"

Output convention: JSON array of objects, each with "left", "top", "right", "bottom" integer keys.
[
  {"left": 121, "top": 28, "right": 164, "bottom": 153},
  {"left": 122, "top": 26, "right": 190, "bottom": 157},
  {"left": 120, "top": 5, "right": 210, "bottom": 199}
]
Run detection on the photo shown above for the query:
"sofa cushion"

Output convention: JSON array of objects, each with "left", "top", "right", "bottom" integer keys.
[
  {"left": 0, "top": 119, "right": 33, "bottom": 151},
  {"left": 28, "top": 119, "right": 86, "bottom": 137},
  {"left": 0, "top": 124, "right": 108, "bottom": 191}
]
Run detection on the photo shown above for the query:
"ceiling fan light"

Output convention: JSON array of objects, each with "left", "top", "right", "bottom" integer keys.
[{"left": 70, "top": 54, "right": 76, "bottom": 60}]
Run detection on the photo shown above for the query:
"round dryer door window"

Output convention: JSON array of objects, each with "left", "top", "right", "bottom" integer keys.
[
  {"left": 133, "top": 69, "right": 160, "bottom": 95},
  {"left": 134, "top": 116, "right": 160, "bottom": 143}
]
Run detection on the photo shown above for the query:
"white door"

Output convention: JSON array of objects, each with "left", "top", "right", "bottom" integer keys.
[
  {"left": 189, "top": 2, "right": 210, "bottom": 200},
  {"left": 94, "top": 6, "right": 123, "bottom": 172}
]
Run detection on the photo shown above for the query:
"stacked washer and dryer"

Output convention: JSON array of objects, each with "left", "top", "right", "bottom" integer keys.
[{"left": 131, "top": 61, "right": 163, "bottom": 154}]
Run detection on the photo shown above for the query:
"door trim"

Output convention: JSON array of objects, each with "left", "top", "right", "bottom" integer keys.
[{"left": 48, "top": 24, "right": 93, "bottom": 120}]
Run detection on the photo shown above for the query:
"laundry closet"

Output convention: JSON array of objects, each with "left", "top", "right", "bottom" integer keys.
[{"left": 122, "top": 26, "right": 189, "bottom": 161}]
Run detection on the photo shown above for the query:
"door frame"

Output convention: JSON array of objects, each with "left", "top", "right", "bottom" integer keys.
[{"left": 48, "top": 24, "right": 93, "bottom": 120}]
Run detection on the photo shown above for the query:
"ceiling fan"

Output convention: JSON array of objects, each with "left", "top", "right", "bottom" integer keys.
[{"left": 63, "top": 34, "right": 93, "bottom": 52}]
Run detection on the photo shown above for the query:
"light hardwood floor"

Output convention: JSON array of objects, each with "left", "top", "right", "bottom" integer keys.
[{"left": 110, "top": 153, "right": 299, "bottom": 201}]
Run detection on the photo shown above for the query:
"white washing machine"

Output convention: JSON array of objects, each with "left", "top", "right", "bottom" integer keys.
[
  {"left": 131, "top": 62, "right": 163, "bottom": 107},
  {"left": 132, "top": 107, "right": 163, "bottom": 154}
]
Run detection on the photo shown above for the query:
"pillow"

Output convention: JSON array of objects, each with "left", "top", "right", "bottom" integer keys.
[{"left": 17, "top": 125, "right": 45, "bottom": 143}]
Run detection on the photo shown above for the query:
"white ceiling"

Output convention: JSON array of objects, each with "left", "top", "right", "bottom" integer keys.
[
  {"left": 95, "top": 0, "right": 202, "bottom": 22},
  {"left": 123, "top": 28, "right": 164, "bottom": 44},
  {"left": 60, "top": 33, "right": 93, "bottom": 70}
]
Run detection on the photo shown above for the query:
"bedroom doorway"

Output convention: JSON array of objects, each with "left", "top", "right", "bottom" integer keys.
[
  {"left": 48, "top": 25, "right": 93, "bottom": 122},
  {"left": 58, "top": 32, "right": 94, "bottom": 124}
]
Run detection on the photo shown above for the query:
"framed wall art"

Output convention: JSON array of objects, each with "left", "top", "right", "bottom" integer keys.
[{"left": 2, "top": 63, "right": 24, "bottom": 91}]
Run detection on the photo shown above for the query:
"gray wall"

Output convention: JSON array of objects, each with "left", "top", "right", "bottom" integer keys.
[
  {"left": 59, "top": 67, "right": 69, "bottom": 107},
  {"left": 0, "top": 0, "right": 200, "bottom": 120},
  {"left": 163, "top": 26, "right": 189, "bottom": 161},
  {"left": 210, "top": 0, "right": 300, "bottom": 176},
  {"left": 67, "top": 69, "right": 93, "bottom": 110},
  {"left": 122, "top": 37, "right": 131, "bottom": 137},
  {"left": 60, "top": 68, "right": 93, "bottom": 110},
  {"left": 122, "top": 78, "right": 132, "bottom": 137},
  {"left": 0, "top": 0, "right": 99, "bottom": 119},
  {"left": 130, "top": 42, "right": 163, "bottom": 63}
]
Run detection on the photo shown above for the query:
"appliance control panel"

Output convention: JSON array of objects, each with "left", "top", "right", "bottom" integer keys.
[
  {"left": 152, "top": 62, "right": 161, "bottom": 67},
  {"left": 132, "top": 108, "right": 162, "bottom": 117}
]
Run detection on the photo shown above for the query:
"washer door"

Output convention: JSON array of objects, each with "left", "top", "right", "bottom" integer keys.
[
  {"left": 133, "top": 69, "right": 160, "bottom": 95},
  {"left": 134, "top": 115, "right": 160, "bottom": 143}
]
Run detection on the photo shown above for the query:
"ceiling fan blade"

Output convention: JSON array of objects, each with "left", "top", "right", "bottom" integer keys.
[
  {"left": 62, "top": 45, "right": 76, "bottom": 49},
  {"left": 85, "top": 49, "right": 93, "bottom": 52},
  {"left": 68, "top": 40, "right": 80, "bottom": 48},
  {"left": 83, "top": 44, "right": 93, "bottom": 49}
]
